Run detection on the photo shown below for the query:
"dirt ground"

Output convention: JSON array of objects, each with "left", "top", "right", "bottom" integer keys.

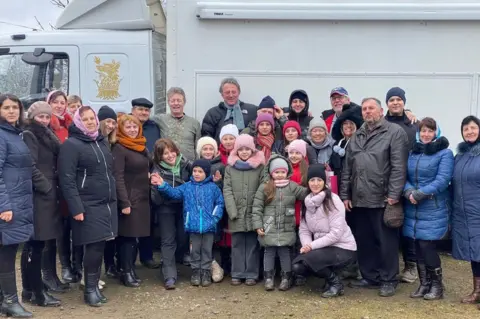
[{"left": 17, "top": 253, "right": 479, "bottom": 319}]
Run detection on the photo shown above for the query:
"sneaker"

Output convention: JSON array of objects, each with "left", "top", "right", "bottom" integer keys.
[
  {"left": 245, "top": 279, "right": 257, "bottom": 286},
  {"left": 401, "top": 262, "right": 418, "bottom": 283},
  {"left": 379, "top": 283, "right": 397, "bottom": 297},
  {"left": 231, "top": 278, "right": 242, "bottom": 286},
  {"left": 165, "top": 278, "right": 176, "bottom": 290}
]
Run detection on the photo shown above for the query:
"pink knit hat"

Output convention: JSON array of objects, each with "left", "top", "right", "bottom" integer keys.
[
  {"left": 233, "top": 134, "right": 256, "bottom": 152},
  {"left": 287, "top": 139, "right": 307, "bottom": 158},
  {"left": 255, "top": 113, "right": 275, "bottom": 129}
]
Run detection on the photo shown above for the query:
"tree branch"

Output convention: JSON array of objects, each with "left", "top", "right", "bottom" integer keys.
[
  {"left": 50, "top": 0, "right": 69, "bottom": 8},
  {"left": 34, "top": 16, "right": 45, "bottom": 30}
]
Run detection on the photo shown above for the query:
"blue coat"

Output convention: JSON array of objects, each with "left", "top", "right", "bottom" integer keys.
[
  {"left": 452, "top": 141, "right": 480, "bottom": 262},
  {"left": 157, "top": 176, "right": 224, "bottom": 234},
  {"left": 0, "top": 121, "right": 34, "bottom": 245},
  {"left": 403, "top": 137, "right": 453, "bottom": 240}
]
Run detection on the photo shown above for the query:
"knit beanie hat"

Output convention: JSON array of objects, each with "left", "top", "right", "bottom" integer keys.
[
  {"left": 220, "top": 124, "right": 239, "bottom": 140},
  {"left": 287, "top": 139, "right": 307, "bottom": 158},
  {"left": 308, "top": 118, "right": 328, "bottom": 137},
  {"left": 196, "top": 136, "right": 218, "bottom": 158},
  {"left": 283, "top": 120, "right": 301, "bottom": 136},
  {"left": 258, "top": 95, "right": 275, "bottom": 109},
  {"left": 269, "top": 157, "right": 289, "bottom": 174},
  {"left": 234, "top": 134, "right": 256, "bottom": 152},
  {"left": 307, "top": 164, "right": 327, "bottom": 182},
  {"left": 192, "top": 159, "right": 211, "bottom": 177},
  {"left": 290, "top": 90, "right": 309, "bottom": 105},
  {"left": 97, "top": 105, "right": 117, "bottom": 122},
  {"left": 27, "top": 101, "right": 52, "bottom": 119},
  {"left": 255, "top": 113, "right": 275, "bottom": 130},
  {"left": 386, "top": 87, "right": 406, "bottom": 104}
]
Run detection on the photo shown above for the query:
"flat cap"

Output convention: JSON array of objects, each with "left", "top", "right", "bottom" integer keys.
[{"left": 131, "top": 97, "right": 153, "bottom": 109}]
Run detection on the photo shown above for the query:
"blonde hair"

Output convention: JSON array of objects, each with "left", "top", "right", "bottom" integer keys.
[{"left": 67, "top": 95, "right": 83, "bottom": 105}]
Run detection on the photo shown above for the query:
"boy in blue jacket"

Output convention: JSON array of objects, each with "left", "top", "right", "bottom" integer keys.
[{"left": 151, "top": 159, "right": 224, "bottom": 287}]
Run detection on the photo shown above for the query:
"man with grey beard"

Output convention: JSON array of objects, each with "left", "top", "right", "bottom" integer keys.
[{"left": 340, "top": 97, "right": 409, "bottom": 297}]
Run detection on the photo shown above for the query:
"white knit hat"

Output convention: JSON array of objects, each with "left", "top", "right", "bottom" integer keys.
[
  {"left": 196, "top": 136, "right": 218, "bottom": 158},
  {"left": 219, "top": 124, "right": 239, "bottom": 140}
]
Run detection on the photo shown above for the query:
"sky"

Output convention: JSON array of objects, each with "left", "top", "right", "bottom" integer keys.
[{"left": 0, "top": 0, "right": 69, "bottom": 34}]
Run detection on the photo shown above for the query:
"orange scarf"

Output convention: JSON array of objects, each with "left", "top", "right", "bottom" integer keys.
[{"left": 116, "top": 115, "right": 147, "bottom": 152}]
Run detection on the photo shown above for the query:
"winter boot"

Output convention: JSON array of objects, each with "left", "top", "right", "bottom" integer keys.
[
  {"left": 0, "top": 271, "right": 33, "bottom": 318},
  {"left": 20, "top": 246, "right": 33, "bottom": 303},
  {"left": 264, "top": 270, "right": 275, "bottom": 291},
  {"left": 410, "top": 263, "right": 431, "bottom": 298},
  {"left": 424, "top": 267, "right": 444, "bottom": 300},
  {"left": 83, "top": 271, "right": 103, "bottom": 307},
  {"left": 461, "top": 276, "right": 480, "bottom": 304},
  {"left": 292, "top": 262, "right": 308, "bottom": 287},
  {"left": 95, "top": 269, "right": 107, "bottom": 303},
  {"left": 400, "top": 261, "right": 418, "bottom": 283},
  {"left": 28, "top": 245, "right": 61, "bottom": 307},
  {"left": 190, "top": 269, "right": 201, "bottom": 286},
  {"left": 105, "top": 264, "right": 119, "bottom": 279},
  {"left": 201, "top": 270, "right": 212, "bottom": 287},
  {"left": 278, "top": 271, "right": 293, "bottom": 291},
  {"left": 322, "top": 271, "right": 345, "bottom": 298},
  {"left": 42, "top": 245, "right": 70, "bottom": 293},
  {"left": 120, "top": 243, "right": 139, "bottom": 288}
]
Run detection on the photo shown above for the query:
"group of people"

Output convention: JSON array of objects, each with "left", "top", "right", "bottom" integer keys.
[{"left": 0, "top": 77, "right": 479, "bottom": 317}]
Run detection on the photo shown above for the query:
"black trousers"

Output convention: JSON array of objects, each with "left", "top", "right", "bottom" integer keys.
[
  {"left": 84, "top": 241, "right": 106, "bottom": 274},
  {"left": 104, "top": 238, "right": 118, "bottom": 269},
  {"left": 0, "top": 244, "right": 19, "bottom": 295},
  {"left": 352, "top": 207, "right": 399, "bottom": 284},
  {"left": 58, "top": 216, "right": 72, "bottom": 267},
  {"left": 472, "top": 261, "right": 480, "bottom": 277},
  {"left": 117, "top": 237, "right": 137, "bottom": 272},
  {"left": 402, "top": 234, "right": 416, "bottom": 264},
  {"left": 22, "top": 240, "right": 46, "bottom": 293},
  {"left": 415, "top": 240, "right": 441, "bottom": 269}
]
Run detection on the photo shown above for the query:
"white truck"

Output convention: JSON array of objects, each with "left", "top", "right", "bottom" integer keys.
[{"left": 2, "top": 0, "right": 480, "bottom": 147}]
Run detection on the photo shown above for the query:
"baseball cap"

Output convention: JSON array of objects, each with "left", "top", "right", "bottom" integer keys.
[{"left": 330, "top": 87, "right": 349, "bottom": 97}]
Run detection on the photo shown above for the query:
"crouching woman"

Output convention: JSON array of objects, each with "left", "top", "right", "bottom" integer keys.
[{"left": 292, "top": 164, "right": 357, "bottom": 298}]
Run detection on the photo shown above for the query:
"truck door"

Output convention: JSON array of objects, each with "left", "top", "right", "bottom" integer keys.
[{"left": 0, "top": 45, "right": 79, "bottom": 109}]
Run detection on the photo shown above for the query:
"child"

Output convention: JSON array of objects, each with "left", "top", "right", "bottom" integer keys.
[
  {"left": 223, "top": 134, "right": 265, "bottom": 286},
  {"left": 152, "top": 159, "right": 224, "bottom": 287},
  {"left": 254, "top": 113, "right": 275, "bottom": 161},
  {"left": 67, "top": 95, "right": 83, "bottom": 117},
  {"left": 219, "top": 124, "right": 239, "bottom": 165},
  {"left": 196, "top": 136, "right": 228, "bottom": 281},
  {"left": 286, "top": 139, "right": 309, "bottom": 286},
  {"left": 252, "top": 155, "right": 308, "bottom": 291}
]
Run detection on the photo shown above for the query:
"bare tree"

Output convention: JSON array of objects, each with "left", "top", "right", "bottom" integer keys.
[
  {"left": 33, "top": 16, "right": 45, "bottom": 30},
  {"left": 50, "top": 0, "right": 70, "bottom": 9}
]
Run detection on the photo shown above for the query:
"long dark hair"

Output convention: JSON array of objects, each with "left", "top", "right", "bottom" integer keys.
[
  {"left": 461, "top": 115, "right": 480, "bottom": 143},
  {"left": 0, "top": 94, "right": 25, "bottom": 128},
  {"left": 302, "top": 184, "right": 337, "bottom": 220}
]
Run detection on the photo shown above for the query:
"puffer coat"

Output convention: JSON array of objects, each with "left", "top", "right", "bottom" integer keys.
[
  {"left": 22, "top": 121, "right": 62, "bottom": 241},
  {"left": 252, "top": 155, "right": 309, "bottom": 247},
  {"left": 58, "top": 125, "right": 118, "bottom": 245},
  {"left": 452, "top": 141, "right": 480, "bottom": 262},
  {"left": 223, "top": 150, "right": 265, "bottom": 233},
  {"left": 0, "top": 121, "right": 34, "bottom": 245},
  {"left": 403, "top": 137, "right": 454, "bottom": 240}
]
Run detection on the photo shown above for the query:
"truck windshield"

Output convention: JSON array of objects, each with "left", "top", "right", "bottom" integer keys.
[{"left": 0, "top": 53, "right": 69, "bottom": 108}]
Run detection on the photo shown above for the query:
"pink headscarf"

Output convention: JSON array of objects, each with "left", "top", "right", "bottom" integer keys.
[{"left": 73, "top": 106, "right": 99, "bottom": 140}]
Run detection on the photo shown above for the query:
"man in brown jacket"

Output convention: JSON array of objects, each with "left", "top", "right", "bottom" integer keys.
[{"left": 340, "top": 97, "right": 409, "bottom": 297}]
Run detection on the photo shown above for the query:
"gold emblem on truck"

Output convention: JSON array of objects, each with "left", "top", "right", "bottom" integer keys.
[{"left": 93, "top": 56, "right": 121, "bottom": 100}]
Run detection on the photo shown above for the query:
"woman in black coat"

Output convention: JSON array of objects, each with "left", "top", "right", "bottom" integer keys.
[
  {"left": 0, "top": 94, "right": 34, "bottom": 318},
  {"left": 58, "top": 106, "right": 117, "bottom": 307},
  {"left": 20, "top": 101, "right": 63, "bottom": 308}
]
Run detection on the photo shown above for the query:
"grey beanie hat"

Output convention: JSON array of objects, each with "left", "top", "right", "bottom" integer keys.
[
  {"left": 269, "top": 157, "right": 289, "bottom": 174},
  {"left": 27, "top": 101, "right": 52, "bottom": 119}
]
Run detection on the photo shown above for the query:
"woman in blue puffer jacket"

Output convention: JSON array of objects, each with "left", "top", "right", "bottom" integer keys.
[{"left": 403, "top": 117, "right": 453, "bottom": 301}]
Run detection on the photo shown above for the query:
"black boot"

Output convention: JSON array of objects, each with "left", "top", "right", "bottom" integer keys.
[
  {"left": 278, "top": 271, "right": 293, "bottom": 291},
  {"left": 424, "top": 267, "right": 444, "bottom": 300},
  {"left": 83, "top": 271, "right": 103, "bottom": 307},
  {"left": 95, "top": 269, "right": 107, "bottom": 303},
  {"left": 292, "top": 262, "right": 308, "bottom": 287},
  {"left": 264, "top": 270, "right": 275, "bottom": 291},
  {"left": 410, "top": 264, "right": 430, "bottom": 298},
  {"left": 71, "top": 245, "right": 83, "bottom": 282},
  {"left": 201, "top": 270, "right": 212, "bottom": 287},
  {"left": 105, "top": 264, "right": 119, "bottom": 278},
  {"left": 20, "top": 247, "right": 33, "bottom": 303},
  {"left": 32, "top": 290, "right": 61, "bottom": 307},
  {"left": 120, "top": 242, "right": 140, "bottom": 288},
  {"left": 42, "top": 246, "right": 70, "bottom": 293},
  {"left": 190, "top": 269, "right": 201, "bottom": 286},
  {"left": 59, "top": 242, "right": 77, "bottom": 284},
  {"left": 322, "top": 271, "right": 344, "bottom": 298},
  {"left": 0, "top": 271, "right": 33, "bottom": 318}
]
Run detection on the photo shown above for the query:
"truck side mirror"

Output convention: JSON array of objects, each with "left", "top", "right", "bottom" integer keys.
[{"left": 22, "top": 48, "right": 54, "bottom": 65}]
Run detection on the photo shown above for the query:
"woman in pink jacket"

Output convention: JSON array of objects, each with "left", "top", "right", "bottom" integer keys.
[{"left": 292, "top": 164, "right": 357, "bottom": 298}]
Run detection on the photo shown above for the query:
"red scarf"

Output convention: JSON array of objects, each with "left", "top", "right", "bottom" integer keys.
[
  {"left": 290, "top": 162, "right": 304, "bottom": 226},
  {"left": 255, "top": 133, "right": 275, "bottom": 161},
  {"left": 219, "top": 144, "right": 231, "bottom": 165}
]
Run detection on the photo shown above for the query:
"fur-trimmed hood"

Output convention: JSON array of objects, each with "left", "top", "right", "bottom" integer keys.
[
  {"left": 227, "top": 148, "right": 265, "bottom": 168},
  {"left": 331, "top": 102, "right": 363, "bottom": 141},
  {"left": 412, "top": 136, "right": 449, "bottom": 156},
  {"left": 457, "top": 141, "right": 480, "bottom": 156}
]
